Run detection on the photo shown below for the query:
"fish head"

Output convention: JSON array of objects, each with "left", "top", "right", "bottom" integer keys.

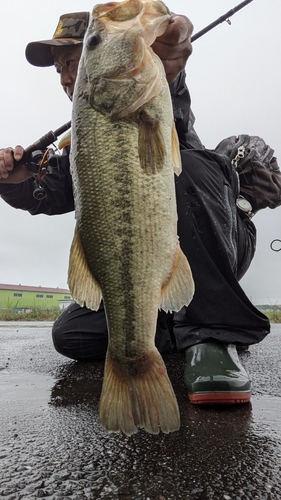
[
  {"left": 76, "top": 0, "right": 171, "bottom": 117},
  {"left": 84, "top": 0, "right": 171, "bottom": 77}
]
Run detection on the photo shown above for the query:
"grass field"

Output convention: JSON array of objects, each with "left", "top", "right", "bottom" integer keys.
[
  {"left": 0, "top": 308, "right": 280, "bottom": 323},
  {"left": 264, "top": 311, "right": 281, "bottom": 323},
  {"left": 0, "top": 308, "right": 62, "bottom": 322}
]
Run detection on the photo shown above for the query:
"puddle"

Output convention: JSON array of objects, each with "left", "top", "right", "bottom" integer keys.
[
  {"left": 0, "top": 321, "right": 54, "bottom": 328},
  {"left": 0, "top": 371, "right": 53, "bottom": 400},
  {"left": 251, "top": 395, "right": 281, "bottom": 435}
]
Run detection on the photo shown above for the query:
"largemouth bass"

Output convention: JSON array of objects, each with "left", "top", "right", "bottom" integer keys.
[{"left": 68, "top": 0, "right": 194, "bottom": 436}]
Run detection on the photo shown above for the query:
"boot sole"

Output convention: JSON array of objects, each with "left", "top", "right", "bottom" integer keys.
[{"left": 188, "top": 391, "right": 251, "bottom": 405}]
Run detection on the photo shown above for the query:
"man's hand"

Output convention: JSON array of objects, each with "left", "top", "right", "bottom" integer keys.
[
  {"left": 0, "top": 146, "right": 33, "bottom": 184},
  {"left": 152, "top": 14, "right": 193, "bottom": 84}
]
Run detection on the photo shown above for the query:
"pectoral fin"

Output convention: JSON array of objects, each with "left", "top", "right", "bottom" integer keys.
[
  {"left": 160, "top": 244, "right": 194, "bottom": 313},
  {"left": 138, "top": 117, "right": 165, "bottom": 174},
  {"left": 68, "top": 226, "right": 103, "bottom": 311}
]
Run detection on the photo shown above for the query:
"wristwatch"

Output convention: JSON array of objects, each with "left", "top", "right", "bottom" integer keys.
[{"left": 236, "top": 196, "right": 253, "bottom": 218}]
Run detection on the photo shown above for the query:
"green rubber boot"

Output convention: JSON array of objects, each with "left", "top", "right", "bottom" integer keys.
[{"left": 184, "top": 341, "right": 251, "bottom": 405}]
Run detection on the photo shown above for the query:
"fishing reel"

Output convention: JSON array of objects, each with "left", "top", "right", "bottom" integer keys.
[
  {"left": 30, "top": 148, "right": 62, "bottom": 200},
  {"left": 12, "top": 120, "right": 71, "bottom": 201}
]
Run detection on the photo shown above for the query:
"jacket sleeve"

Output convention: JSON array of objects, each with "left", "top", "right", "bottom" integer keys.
[
  {"left": 0, "top": 149, "right": 74, "bottom": 216},
  {"left": 169, "top": 70, "right": 203, "bottom": 150}
]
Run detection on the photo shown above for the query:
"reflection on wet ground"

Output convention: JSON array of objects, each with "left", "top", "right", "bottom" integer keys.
[{"left": 0, "top": 323, "right": 280, "bottom": 499}]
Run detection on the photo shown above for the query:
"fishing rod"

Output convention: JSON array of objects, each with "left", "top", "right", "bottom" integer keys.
[
  {"left": 15, "top": 0, "right": 255, "bottom": 167},
  {"left": 13, "top": 0, "right": 255, "bottom": 197},
  {"left": 191, "top": 0, "right": 254, "bottom": 42}
]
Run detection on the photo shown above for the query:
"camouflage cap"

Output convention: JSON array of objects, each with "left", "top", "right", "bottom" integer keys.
[{"left": 25, "top": 12, "right": 90, "bottom": 67}]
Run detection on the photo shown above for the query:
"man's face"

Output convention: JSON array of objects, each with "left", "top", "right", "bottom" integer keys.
[{"left": 53, "top": 44, "right": 83, "bottom": 101}]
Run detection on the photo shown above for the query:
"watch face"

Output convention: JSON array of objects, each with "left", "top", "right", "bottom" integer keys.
[{"left": 236, "top": 198, "right": 252, "bottom": 213}]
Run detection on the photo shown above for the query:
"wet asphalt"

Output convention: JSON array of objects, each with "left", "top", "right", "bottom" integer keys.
[{"left": 0, "top": 321, "right": 281, "bottom": 500}]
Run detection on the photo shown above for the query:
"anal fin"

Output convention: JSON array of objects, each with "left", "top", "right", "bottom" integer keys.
[
  {"left": 68, "top": 226, "right": 102, "bottom": 310},
  {"left": 160, "top": 244, "right": 194, "bottom": 313}
]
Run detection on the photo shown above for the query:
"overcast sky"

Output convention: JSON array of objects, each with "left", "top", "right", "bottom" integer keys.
[{"left": 0, "top": 0, "right": 280, "bottom": 304}]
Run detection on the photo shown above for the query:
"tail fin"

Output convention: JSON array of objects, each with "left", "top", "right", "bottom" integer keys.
[{"left": 99, "top": 349, "right": 180, "bottom": 436}]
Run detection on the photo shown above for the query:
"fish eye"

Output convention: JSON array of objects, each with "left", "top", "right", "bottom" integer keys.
[{"left": 87, "top": 34, "right": 102, "bottom": 48}]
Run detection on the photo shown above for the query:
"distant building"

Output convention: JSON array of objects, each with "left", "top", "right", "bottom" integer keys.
[{"left": 0, "top": 283, "right": 73, "bottom": 310}]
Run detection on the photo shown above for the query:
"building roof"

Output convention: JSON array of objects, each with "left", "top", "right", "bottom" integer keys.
[{"left": 0, "top": 283, "right": 70, "bottom": 294}]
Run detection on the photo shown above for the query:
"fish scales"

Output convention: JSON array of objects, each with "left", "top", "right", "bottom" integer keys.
[
  {"left": 68, "top": 0, "right": 194, "bottom": 435},
  {"left": 74, "top": 109, "right": 177, "bottom": 354}
]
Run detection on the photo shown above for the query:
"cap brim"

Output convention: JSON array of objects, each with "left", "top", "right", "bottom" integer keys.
[{"left": 25, "top": 38, "right": 83, "bottom": 67}]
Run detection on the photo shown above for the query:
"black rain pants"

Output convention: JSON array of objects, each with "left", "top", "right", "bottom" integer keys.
[{"left": 52, "top": 149, "right": 270, "bottom": 361}]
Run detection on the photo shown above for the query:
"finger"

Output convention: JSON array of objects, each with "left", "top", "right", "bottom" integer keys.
[
  {"left": 1, "top": 148, "right": 14, "bottom": 172},
  {"left": 14, "top": 145, "right": 25, "bottom": 161},
  {"left": 156, "top": 15, "right": 193, "bottom": 45},
  {"left": 0, "top": 166, "right": 9, "bottom": 179},
  {"left": 152, "top": 38, "right": 192, "bottom": 62},
  {"left": 0, "top": 156, "right": 9, "bottom": 178},
  {"left": 0, "top": 164, "right": 33, "bottom": 184}
]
